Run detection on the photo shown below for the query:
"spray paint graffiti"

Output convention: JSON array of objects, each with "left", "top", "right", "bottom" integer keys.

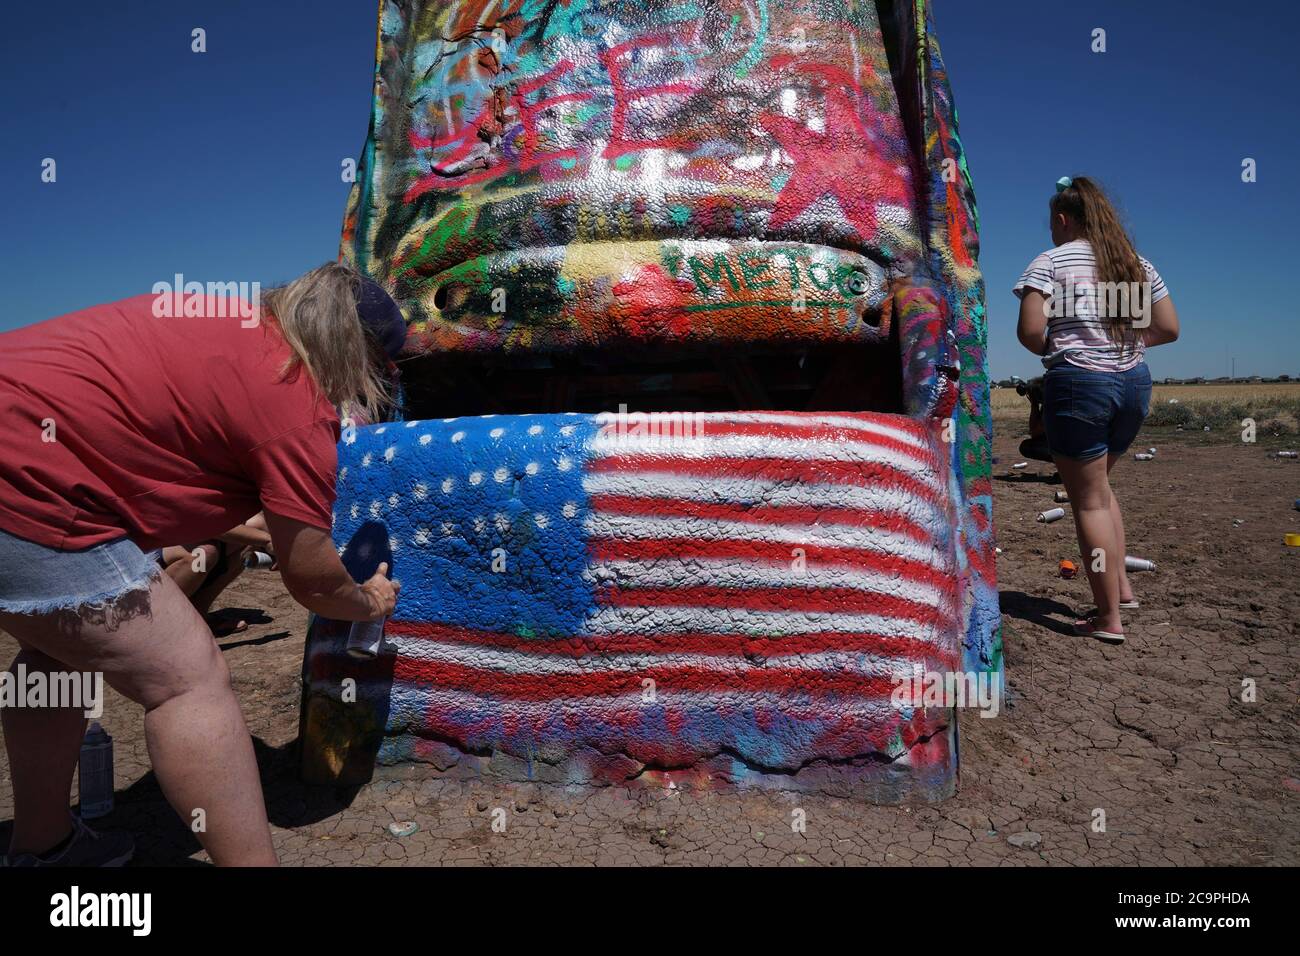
[{"left": 304, "top": 0, "right": 1000, "bottom": 801}]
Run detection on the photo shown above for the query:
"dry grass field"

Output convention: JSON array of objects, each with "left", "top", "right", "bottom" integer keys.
[{"left": 992, "top": 381, "right": 1300, "bottom": 436}]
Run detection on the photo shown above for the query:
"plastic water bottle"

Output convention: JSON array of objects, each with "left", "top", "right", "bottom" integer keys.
[
  {"left": 78, "top": 723, "right": 114, "bottom": 819},
  {"left": 346, "top": 618, "right": 387, "bottom": 659}
]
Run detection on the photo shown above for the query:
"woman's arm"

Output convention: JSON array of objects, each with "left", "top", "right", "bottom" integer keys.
[
  {"left": 262, "top": 509, "right": 399, "bottom": 621},
  {"left": 1017, "top": 290, "right": 1051, "bottom": 355},
  {"left": 217, "top": 517, "right": 273, "bottom": 552},
  {"left": 1141, "top": 295, "right": 1180, "bottom": 347}
]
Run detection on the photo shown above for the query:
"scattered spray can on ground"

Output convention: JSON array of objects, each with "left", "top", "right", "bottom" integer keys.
[
  {"left": 1053, "top": 490, "right": 1070, "bottom": 503},
  {"left": 243, "top": 550, "right": 275, "bottom": 569},
  {"left": 1125, "top": 556, "right": 1157, "bottom": 572},
  {"left": 1135, "top": 453, "right": 1154, "bottom": 461},
  {"left": 1037, "top": 508, "right": 1067, "bottom": 524},
  {"left": 78, "top": 723, "right": 114, "bottom": 819}
]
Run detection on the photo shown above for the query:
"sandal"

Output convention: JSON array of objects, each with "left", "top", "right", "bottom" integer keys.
[
  {"left": 1073, "top": 617, "right": 1124, "bottom": 644},
  {"left": 1081, "top": 600, "right": 1139, "bottom": 615}
]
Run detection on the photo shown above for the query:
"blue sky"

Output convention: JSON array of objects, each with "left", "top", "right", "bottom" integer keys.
[{"left": 1, "top": 0, "right": 1295, "bottom": 380}]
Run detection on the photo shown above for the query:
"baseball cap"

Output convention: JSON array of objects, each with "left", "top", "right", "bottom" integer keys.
[{"left": 355, "top": 276, "right": 408, "bottom": 359}]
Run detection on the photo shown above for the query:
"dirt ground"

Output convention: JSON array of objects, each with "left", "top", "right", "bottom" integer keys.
[{"left": 2, "top": 420, "right": 1297, "bottom": 866}]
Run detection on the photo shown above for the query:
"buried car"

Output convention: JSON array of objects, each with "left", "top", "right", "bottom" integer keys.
[{"left": 300, "top": 0, "right": 1000, "bottom": 802}]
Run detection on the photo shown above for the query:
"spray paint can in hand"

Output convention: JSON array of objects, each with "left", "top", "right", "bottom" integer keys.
[
  {"left": 346, "top": 563, "right": 391, "bottom": 660},
  {"left": 346, "top": 616, "right": 387, "bottom": 659},
  {"left": 78, "top": 723, "right": 114, "bottom": 819}
]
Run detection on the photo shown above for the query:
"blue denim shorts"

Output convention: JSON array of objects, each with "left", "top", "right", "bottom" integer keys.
[
  {"left": 1042, "top": 361, "right": 1152, "bottom": 461},
  {"left": 0, "top": 527, "right": 162, "bottom": 615}
]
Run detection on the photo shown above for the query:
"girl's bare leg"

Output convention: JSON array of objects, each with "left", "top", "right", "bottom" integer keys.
[
  {"left": 0, "top": 572, "right": 277, "bottom": 865},
  {"left": 1054, "top": 452, "right": 1123, "bottom": 634},
  {"left": 1106, "top": 453, "right": 1135, "bottom": 604}
]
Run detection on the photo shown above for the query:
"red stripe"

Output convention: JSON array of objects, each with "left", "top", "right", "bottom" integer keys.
[
  {"left": 588, "top": 454, "right": 943, "bottom": 501},
  {"left": 668, "top": 418, "right": 941, "bottom": 464},
  {"left": 381, "top": 620, "right": 960, "bottom": 668},
  {"left": 308, "top": 657, "right": 902, "bottom": 701},
  {"left": 589, "top": 493, "right": 936, "bottom": 543},
  {"left": 594, "top": 584, "right": 951, "bottom": 625},
  {"left": 588, "top": 537, "right": 955, "bottom": 588}
]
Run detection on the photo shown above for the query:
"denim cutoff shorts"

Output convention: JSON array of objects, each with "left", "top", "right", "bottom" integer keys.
[
  {"left": 1042, "top": 361, "right": 1152, "bottom": 461},
  {"left": 0, "top": 527, "right": 162, "bottom": 615}
]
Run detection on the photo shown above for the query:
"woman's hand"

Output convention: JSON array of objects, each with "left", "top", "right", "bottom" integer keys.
[
  {"left": 262, "top": 510, "right": 400, "bottom": 622},
  {"left": 359, "top": 562, "right": 400, "bottom": 621}
]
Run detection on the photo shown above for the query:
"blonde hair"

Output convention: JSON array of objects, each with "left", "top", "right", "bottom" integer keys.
[{"left": 262, "top": 262, "right": 393, "bottom": 423}]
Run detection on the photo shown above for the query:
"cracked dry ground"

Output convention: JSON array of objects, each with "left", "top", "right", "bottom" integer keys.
[{"left": 1, "top": 423, "right": 1297, "bottom": 865}]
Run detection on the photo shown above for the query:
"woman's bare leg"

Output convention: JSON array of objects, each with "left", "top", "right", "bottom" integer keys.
[
  {"left": 1, "top": 645, "right": 88, "bottom": 854},
  {"left": 1054, "top": 452, "right": 1123, "bottom": 634},
  {"left": 0, "top": 573, "right": 277, "bottom": 865}
]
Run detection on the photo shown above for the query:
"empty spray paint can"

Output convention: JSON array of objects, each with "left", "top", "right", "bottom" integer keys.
[
  {"left": 1276, "top": 451, "right": 1298, "bottom": 459},
  {"left": 347, "top": 617, "right": 387, "bottom": 659},
  {"left": 1135, "top": 453, "right": 1154, "bottom": 461},
  {"left": 1147, "top": 447, "right": 1157, "bottom": 456},
  {"left": 1125, "top": 556, "right": 1157, "bottom": 572},
  {"left": 1037, "top": 508, "right": 1066, "bottom": 524},
  {"left": 78, "top": 723, "right": 114, "bottom": 819},
  {"left": 243, "top": 550, "right": 275, "bottom": 569},
  {"left": 1053, "top": 490, "right": 1070, "bottom": 503}
]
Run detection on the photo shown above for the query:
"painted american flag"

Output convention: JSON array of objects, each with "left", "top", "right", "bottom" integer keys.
[{"left": 308, "top": 410, "right": 962, "bottom": 773}]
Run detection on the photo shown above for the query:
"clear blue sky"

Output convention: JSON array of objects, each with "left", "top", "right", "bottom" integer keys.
[{"left": 1, "top": 0, "right": 1296, "bottom": 380}]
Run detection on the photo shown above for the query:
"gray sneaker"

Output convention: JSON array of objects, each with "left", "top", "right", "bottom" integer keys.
[{"left": 1, "top": 816, "right": 134, "bottom": 867}]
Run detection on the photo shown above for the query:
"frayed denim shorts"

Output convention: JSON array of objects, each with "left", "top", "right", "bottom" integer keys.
[
  {"left": 1042, "top": 361, "right": 1152, "bottom": 461},
  {"left": 0, "top": 527, "right": 162, "bottom": 615}
]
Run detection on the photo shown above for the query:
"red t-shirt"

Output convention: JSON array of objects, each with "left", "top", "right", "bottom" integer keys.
[{"left": 0, "top": 293, "right": 340, "bottom": 551}]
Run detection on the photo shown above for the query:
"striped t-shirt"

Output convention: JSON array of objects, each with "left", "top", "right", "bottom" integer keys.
[{"left": 1013, "top": 239, "right": 1169, "bottom": 372}]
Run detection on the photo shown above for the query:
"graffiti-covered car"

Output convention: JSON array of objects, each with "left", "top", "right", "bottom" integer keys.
[{"left": 300, "top": 0, "right": 1000, "bottom": 802}]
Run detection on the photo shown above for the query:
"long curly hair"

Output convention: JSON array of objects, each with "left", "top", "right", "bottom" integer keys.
[{"left": 1051, "top": 177, "right": 1147, "bottom": 349}]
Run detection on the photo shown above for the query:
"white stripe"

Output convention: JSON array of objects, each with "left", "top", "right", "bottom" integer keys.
[
  {"left": 584, "top": 513, "right": 953, "bottom": 569},
  {"left": 581, "top": 472, "right": 950, "bottom": 525},
  {"left": 586, "top": 559, "right": 951, "bottom": 609},
  {"left": 592, "top": 410, "right": 934, "bottom": 451},
  {"left": 383, "top": 636, "right": 923, "bottom": 679},
  {"left": 590, "top": 434, "right": 940, "bottom": 487},
  {"left": 584, "top": 605, "right": 950, "bottom": 642}
]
